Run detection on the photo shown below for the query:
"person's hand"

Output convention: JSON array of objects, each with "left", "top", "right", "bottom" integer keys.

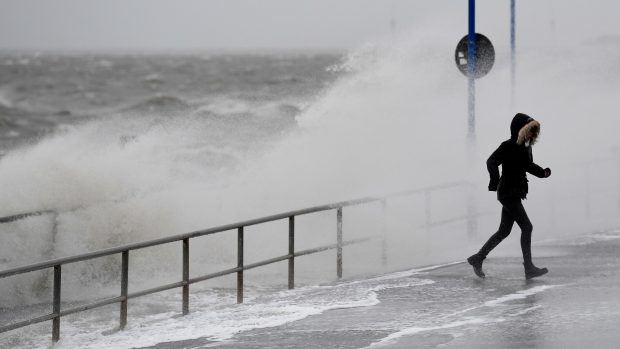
[
  {"left": 544, "top": 168, "right": 551, "bottom": 178},
  {"left": 488, "top": 181, "right": 498, "bottom": 191}
]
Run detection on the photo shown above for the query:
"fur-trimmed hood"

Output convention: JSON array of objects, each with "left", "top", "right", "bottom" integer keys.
[{"left": 510, "top": 113, "right": 540, "bottom": 146}]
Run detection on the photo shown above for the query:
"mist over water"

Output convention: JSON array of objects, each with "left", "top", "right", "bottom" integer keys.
[{"left": 1, "top": 14, "right": 620, "bottom": 318}]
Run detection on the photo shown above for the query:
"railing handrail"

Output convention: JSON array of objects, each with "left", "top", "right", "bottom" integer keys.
[
  {"left": 0, "top": 180, "right": 475, "bottom": 342},
  {"left": 0, "top": 181, "right": 469, "bottom": 279},
  {"left": 0, "top": 210, "right": 56, "bottom": 224}
]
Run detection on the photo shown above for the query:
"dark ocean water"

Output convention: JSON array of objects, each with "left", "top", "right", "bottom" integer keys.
[{"left": 0, "top": 52, "right": 340, "bottom": 152}]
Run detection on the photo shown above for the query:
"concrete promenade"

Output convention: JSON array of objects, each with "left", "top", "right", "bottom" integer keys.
[{"left": 144, "top": 231, "right": 620, "bottom": 349}]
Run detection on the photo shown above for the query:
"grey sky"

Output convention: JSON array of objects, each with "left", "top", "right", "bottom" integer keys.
[{"left": 0, "top": 0, "right": 619, "bottom": 51}]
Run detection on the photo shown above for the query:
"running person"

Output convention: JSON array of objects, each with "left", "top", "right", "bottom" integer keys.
[{"left": 468, "top": 113, "right": 551, "bottom": 279}]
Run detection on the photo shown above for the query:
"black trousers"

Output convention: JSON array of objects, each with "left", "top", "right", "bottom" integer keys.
[{"left": 477, "top": 198, "right": 533, "bottom": 264}]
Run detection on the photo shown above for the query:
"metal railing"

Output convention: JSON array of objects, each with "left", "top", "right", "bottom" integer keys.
[
  {"left": 0, "top": 181, "right": 472, "bottom": 343},
  {"left": 0, "top": 210, "right": 57, "bottom": 225}
]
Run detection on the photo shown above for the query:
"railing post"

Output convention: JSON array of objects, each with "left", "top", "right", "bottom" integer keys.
[
  {"left": 618, "top": 158, "right": 620, "bottom": 211},
  {"left": 585, "top": 165, "right": 591, "bottom": 219},
  {"left": 424, "top": 190, "right": 431, "bottom": 227},
  {"left": 381, "top": 200, "right": 387, "bottom": 266},
  {"left": 337, "top": 208, "right": 343, "bottom": 279},
  {"left": 50, "top": 211, "right": 59, "bottom": 259},
  {"left": 182, "top": 238, "right": 189, "bottom": 315},
  {"left": 288, "top": 217, "right": 294, "bottom": 289},
  {"left": 237, "top": 227, "right": 244, "bottom": 302},
  {"left": 52, "top": 265, "right": 61, "bottom": 343},
  {"left": 467, "top": 186, "right": 477, "bottom": 240},
  {"left": 550, "top": 186, "right": 556, "bottom": 230},
  {"left": 120, "top": 251, "right": 129, "bottom": 329}
]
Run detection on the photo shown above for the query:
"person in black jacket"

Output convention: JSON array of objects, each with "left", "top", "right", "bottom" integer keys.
[{"left": 468, "top": 113, "right": 551, "bottom": 279}]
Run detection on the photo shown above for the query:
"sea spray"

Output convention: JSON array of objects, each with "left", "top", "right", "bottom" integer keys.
[{"left": 1, "top": 25, "right": 620, "bottom": 306}]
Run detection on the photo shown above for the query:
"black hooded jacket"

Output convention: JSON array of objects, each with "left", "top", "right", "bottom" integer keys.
[{"left": 487, "top": 113, "right": 547, "bottom": 201}]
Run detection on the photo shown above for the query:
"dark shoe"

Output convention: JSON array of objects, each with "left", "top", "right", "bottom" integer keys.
[
  {"left": 524, "top": 263, "right": 548, "bottom": 279},
  {"left": 467, "top": 254, "right": 485, "bottom": 278}
]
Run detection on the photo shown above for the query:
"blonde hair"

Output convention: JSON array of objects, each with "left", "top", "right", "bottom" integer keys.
[{"left": 516, "top": 120, "right": 540, "bottom": 146}]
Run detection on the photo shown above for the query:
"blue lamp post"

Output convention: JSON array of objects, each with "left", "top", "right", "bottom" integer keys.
[
  {"left": 452, "top": 0, "right": 495, "bottom": 239},
  {"left": 511, "top": 0, "right": 516, "bottom": 106},
  {"left": 468, "top": 0, "right": 476, "bottom": 145},
  {"left": 455, "top": 0, "right": 494, "bottom": 146}
]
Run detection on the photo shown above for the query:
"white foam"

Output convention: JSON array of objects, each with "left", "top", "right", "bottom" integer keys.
[
  {"left": 508, "top": 304, "right": 543, "bottom": 317},
  {"left": 358, "top": 261, "right": 464, "bottom": 284},
  {"left": 367, "top": 284, "right": 560, "bottom": 348},
  {"left": 2, "top": 272, "right": 434, "bottom": 349},
  {"left": 441, "top": 285, "right": 560, "bottom": 319},
  {"left": 484, "top": 285, "right": 560, "bottom": 307},
  {"left": 364, "top": 317, "right": 488, "bottom": 348}
]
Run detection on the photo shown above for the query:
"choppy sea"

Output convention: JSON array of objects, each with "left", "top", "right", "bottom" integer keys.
[{"left": 0, "top": 52, "right": 339, "bottom": 153}]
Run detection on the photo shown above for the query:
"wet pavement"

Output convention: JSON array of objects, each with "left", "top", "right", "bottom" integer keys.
[{"left": 143, "top": 231, "right": 620, "bottom": 349}]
